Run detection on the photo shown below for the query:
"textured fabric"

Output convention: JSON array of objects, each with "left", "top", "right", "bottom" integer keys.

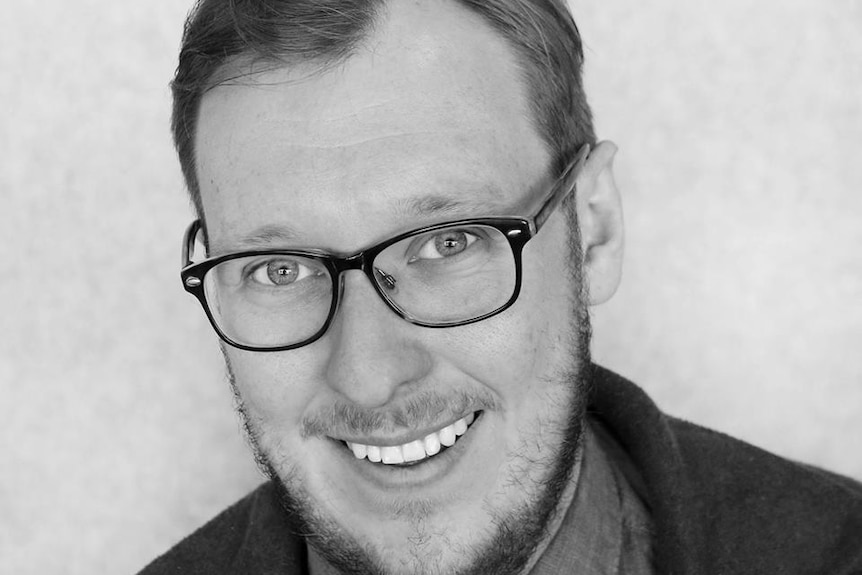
[
  {"left": 138, "top": 365, "right": 862, "bottom": 574},
  {"left": 587, "top": 365, "right": 862, "bottom": 574},
  {"left": 528, "top": 423, "right": 653, "bottom": 574}
]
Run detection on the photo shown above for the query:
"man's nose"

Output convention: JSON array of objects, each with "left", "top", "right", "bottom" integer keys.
[{"left": 322, "top": 270, "right": 432, "bottom": 409}]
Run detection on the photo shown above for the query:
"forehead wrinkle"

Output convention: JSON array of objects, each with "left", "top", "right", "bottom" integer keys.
[
  {"left": 205, "top": 57, "right": 496, "bottom": 151},
  {"left": 275, "top": 130, "right": 448, "bottom": 151}
]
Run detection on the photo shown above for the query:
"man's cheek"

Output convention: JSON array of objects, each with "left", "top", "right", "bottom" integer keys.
[
  {"left": 447, "top": 319, "right": 540, "bottom": 390},
  {"left": 227, "top": 351, "right": 315, "bottom": 419}
]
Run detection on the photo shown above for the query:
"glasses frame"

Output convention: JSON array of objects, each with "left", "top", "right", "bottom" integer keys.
[{"left": 180, "top": 144, "right": 590, "bottom": 352}]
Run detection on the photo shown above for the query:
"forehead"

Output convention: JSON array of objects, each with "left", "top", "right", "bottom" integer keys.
[{"left": 195, "top": 0, "right": 551, "bottom": 253}]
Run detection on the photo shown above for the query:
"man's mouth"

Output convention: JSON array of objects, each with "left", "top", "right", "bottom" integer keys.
[{"left": 343, "top": 411, "right": 479, "bottom": 467}]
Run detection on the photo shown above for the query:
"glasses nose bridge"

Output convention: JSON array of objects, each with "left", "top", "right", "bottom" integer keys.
[
  {"left": 324, "top": 247, "right": 417, "bottom": 338},
  {"left": 331, "top": 249, "right": 392, "bottom": 308},
  {"left": 332, "top": 250, "right": 375, "bottom": 278}
]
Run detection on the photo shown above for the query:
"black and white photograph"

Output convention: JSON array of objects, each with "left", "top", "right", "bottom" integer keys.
[{"left": 2, "top": 1, "right": 861, "bottom": 574}]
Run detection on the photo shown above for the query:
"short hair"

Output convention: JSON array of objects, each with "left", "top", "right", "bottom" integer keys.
[{"left": 171, "top": 0, "right": 596, "bottom": 221}]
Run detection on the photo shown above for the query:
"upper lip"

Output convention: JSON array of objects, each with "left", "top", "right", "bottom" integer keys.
[{"left": 330, "top": 410, "right": 479, "bottom": 447}]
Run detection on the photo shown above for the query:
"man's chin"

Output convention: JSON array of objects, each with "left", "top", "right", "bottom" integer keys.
[{"left": 256, "top": 403, "right": 585, "bottom": 575}]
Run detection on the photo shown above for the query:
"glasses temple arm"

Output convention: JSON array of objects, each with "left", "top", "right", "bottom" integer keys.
[
  {"left": 182, "top": 219, "right": 202, "bottom": 268},
  {"left": 531, "top": 144, "right": 590, "bottom": 232}
]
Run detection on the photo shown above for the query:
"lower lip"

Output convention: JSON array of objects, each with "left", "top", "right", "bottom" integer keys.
[{"left": 331, "top": 412, "right": 483, "bottom": 493}]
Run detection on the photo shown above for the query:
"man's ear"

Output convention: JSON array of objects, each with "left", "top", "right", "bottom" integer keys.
[{"left": 576, "top": 140, "right": 624, "bottom": 305}]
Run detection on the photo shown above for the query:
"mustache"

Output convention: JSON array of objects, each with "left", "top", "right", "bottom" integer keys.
[{"left": 301, "top": 389, "right": 499, "bottom": 439}]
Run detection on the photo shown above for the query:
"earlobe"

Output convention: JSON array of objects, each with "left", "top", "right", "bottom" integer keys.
[{"left": 576, "top": 140, "right": 624, "bottom": 305}]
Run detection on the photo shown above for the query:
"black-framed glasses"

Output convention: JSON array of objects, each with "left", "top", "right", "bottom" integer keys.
[{"left": 180, "top": 144, "right": 590, "bottom": 351}]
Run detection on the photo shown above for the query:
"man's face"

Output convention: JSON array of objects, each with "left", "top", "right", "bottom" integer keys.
[{"left": 195, "top": 1, "right": 591, "bottom": 573}]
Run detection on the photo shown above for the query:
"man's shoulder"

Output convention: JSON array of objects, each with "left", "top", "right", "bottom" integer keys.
[
  {"left": 670, "top": 413, "right": 862, "bottom": 503},
  {"left": 668, "top": 415, "right": 862, "bottom": 568},
  {"left": 590, "top": 364, "right": 862, "bottom": 573},
  {"left": 137, "top": 482, "right": 306, "bottom": 575}
]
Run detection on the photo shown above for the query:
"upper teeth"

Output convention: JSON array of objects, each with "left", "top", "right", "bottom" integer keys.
[{"left": 346, "top": 412, "right": 475, "bottom": 465}]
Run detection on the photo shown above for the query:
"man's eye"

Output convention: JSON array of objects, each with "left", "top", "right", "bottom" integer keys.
[
  {"left": 413, "top": 230, "right": 479, "bottom": 260},
  {"left": 249, "top": 258, "right": 315, "bottom": 286}
]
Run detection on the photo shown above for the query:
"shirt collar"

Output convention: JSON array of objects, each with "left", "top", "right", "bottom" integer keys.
[{"left": 528, "top": 423, "right": 625, "bottom": 574}]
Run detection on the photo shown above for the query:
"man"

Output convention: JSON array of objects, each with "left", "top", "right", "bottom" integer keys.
[{"left": 142, "top": 0, "right": 862, "bottom": 573}]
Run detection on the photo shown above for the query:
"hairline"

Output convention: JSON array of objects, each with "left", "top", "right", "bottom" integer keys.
[{"left": 175, "top": 0, "right": 592, "bottom": 229}]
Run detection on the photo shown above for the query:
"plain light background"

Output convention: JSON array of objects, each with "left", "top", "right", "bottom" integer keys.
[{"left": 1, "top": 1, "right": 860, "bottom": 574}]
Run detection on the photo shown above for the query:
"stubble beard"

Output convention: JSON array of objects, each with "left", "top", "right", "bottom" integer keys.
[{"left": 223, "top": 225, "right": 593, "bottom": 575}]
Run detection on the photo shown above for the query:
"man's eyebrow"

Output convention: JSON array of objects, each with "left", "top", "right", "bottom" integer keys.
[
  {"left": 216, "top": 224, "right": 299, "bottom": 253},
  {"left": 396, "top": 189, "right": 512, "bottom": 219}
]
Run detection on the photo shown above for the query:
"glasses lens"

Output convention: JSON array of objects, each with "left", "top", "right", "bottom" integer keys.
[
  {"left": 372, "top": 223, "right": 516, "bottom": 324},
  {"left": 203, "top": 254, "right": 332, "bottom": 348}
]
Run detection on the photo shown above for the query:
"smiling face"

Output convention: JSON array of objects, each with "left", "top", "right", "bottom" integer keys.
[{"left": 194, "top": 1, "right": 594, "bottom": 573}]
